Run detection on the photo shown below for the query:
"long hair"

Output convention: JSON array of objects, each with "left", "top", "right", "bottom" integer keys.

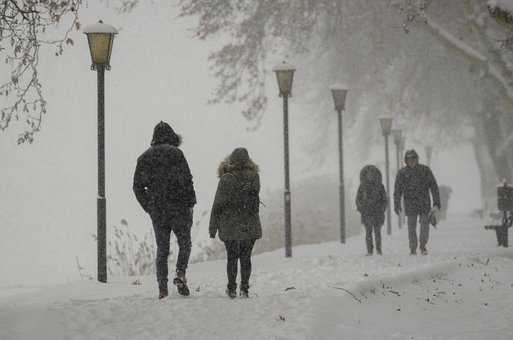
[{"left": 218, "top": 148, "right": 259, "bottom": 178}]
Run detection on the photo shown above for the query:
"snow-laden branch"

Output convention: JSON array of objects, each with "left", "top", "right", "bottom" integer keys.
[
  {"left": 425, "top": 17, "right": 487, "bottom": 62},
  {"left": 422, "top": 14, "right": 513, "bottom": 104}
]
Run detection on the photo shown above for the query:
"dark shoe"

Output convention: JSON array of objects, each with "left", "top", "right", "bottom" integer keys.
[
  {"left": 158, "top": 281, "right": 168, "bottom": 299},
  {"left": 159, "top": 287, "right": 168, "bottom": 300},
  {"left": 173, "top": 275, "right": 190, "bottom": 297},
  {"left": 410, "top": 249, "right": 417, "bottom": 255},
  {"left": 420, "top": 248, "right": 428, "bottom": 255},
  {"left": 240, "top": 287, "right": 249, "bottom": 298},
  {"left": 226, "top": 288, "right": 237, "bottom": 299},
  {"left": 376, "top": 249, "right": 382, "bottom": 256}
]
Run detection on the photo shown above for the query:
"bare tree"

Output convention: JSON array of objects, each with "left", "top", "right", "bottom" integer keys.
[{"left": 1, "top": 0, "right": 82, "bottom": 144}]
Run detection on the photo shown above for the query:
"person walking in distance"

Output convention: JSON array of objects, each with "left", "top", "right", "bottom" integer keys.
[
  {"left": 133, "top": 121, "right": 196, "bottom": 299},
  {"left": 394, "top": 149, "right": 440, "bottom": 255},
  {"left": 209, "top": 148, "right": 262, "bottom": 298},
  {"left": 356, "top": 165, "right": 388, "bottom": 256}
]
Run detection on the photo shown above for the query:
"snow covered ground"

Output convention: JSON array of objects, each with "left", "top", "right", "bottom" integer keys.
[{"left": 1, "top": 215, "right": 512, "bottom": 340}]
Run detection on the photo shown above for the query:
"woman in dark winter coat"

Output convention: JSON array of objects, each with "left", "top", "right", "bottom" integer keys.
[
  {"left": 209, "top": 148, "right": 262, "bottom": 298},
  {"left": 356, "top": 165, "right": 388, "bottom": 255}
]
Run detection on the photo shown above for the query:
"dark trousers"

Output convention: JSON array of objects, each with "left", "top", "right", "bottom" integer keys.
[
  {"left": 151, "top": 208, "right": 192, "bottom": 287},
  {"left": 495, "top": 227, "right": 509, "bottom": 247},
  {"left": 364, "top": 224, "right": 382, "bottom": 254},
  {"left": 407, "top": 213, "right": 429, "bottom": 251},
  {"left": 223, "top": 239, "right": 256, "bottom": 291}
]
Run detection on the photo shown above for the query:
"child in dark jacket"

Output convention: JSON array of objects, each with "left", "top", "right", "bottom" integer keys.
[{"left": 356, "top": 165, "right": 388, "bottom": 255}]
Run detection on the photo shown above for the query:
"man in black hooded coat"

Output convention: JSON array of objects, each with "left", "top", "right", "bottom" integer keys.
[
  {"left": 394, "top": 149, "right": 440, "bottom": 255},
  {"left": 133, "top": 121, "right": 196, "bottom": 298}
]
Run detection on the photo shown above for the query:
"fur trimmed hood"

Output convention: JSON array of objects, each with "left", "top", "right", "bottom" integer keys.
[
  {"left": 218, "top": 148, "right": 259, "bottom": 178},
  {"left": 151, "top": 121, "right": 182, "bottom": 147}
]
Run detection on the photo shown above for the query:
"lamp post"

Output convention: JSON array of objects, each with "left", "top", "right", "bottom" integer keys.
[
  {"left": 330, "top": 84, "right": 348, "bottom": 244},
  {"left": 399, "top": 134, "right": 406, "bottom": 228},
  {"left": 379, "top": 117, "right": 393, "bottom": 235},
  {"left": 273, "top": 61, "right": 295, "bottom": 258},
  {"left": 83, "top": 20, "right": 118, "bottom": 283},
  {"left": 425, "top": 145, "right": 433, "bottom": 167},
  {"left": 392, "top": 129, "right": 403, "bottom": 229}
]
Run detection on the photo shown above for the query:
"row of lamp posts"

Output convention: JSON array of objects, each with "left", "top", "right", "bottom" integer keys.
[
  {"left": 272, "top": 60, "right": 412, "bottom": 256},
  {"left": 82, "top": 20, "right": 420, "bottom": 281},
  {"left": 272, "top": 62, "right": 349, "bottom": 256}
]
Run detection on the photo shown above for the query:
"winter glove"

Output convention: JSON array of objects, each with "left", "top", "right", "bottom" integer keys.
[{"left": 209, "top": 233, "right": 216, "bottom": 239}]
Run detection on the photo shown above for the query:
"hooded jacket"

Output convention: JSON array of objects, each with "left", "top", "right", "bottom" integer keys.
[
  {"left": 133, "top": 122, "right": 196, "bottom": 214},
  {"left": 393, "top": 150, "right": 440, "bottom": 215},
  {"left": 209, "top": 148, "right": 262, "bottom": 241},
  {"left": 356, "top": 165, "right": 387, "bottom": 226}
]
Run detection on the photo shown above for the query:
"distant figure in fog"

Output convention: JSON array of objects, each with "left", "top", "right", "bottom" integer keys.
[
  {"left": 438, "top": 185, "right": 453, "bottom": 220},
  {"left": 209, "top": 148, "right": 262, "bottom": 299},
  {"left": 394, "top": 149, "right": 440, "bottom": 256},
  {"left": 356, "top": 165, "right": 388, "bottom": 256},
  {"left": 133, "top": 121, "right": 196, "bottom": 299}
]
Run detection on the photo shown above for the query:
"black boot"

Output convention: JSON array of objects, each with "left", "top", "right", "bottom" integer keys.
[
  {"left": 173, "top": 271, "right": 190, "bottom": 297},
  {"left": 226, "top": 285, "right": 237, "bottom": 299},
  {"left": 240, "top": 285, "right": 249, "bottom": 298},
  {"left": 158, "top": 281, "right": 168, "bottom": 300}
]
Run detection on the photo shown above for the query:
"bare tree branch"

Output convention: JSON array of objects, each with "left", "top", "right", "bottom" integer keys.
[{"left": 1, "top": 0, "right": 82, "bottom": 144}]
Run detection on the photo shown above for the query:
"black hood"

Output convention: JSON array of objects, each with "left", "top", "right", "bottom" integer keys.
[
  {"left": 151, "top": 121, "right": 181, "bottom": 147},
  {"left": 360, "top": 165, "right": 382, "bottom": 184},
  {"left": 404, "top": 149, "right": 419, "bottom": 162}
]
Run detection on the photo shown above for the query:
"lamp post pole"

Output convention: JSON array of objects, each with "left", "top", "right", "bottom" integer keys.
[
  {"left": 97, "top": 64, "right": 107, "bottom": 283},
  {"left": 392, "top": 129, "right": 403, "bottom": 230},
  {"left": 380, "top": 117, "right": 393, "bottom": 236},
  {"left": 273, "top": 61, "right": 295, "bottom": 258},
  {"left": 425, "top": 145, "right": 433, "bottom": 167},
  {"left": 84, "top": 20, "right": 118, "bottom": 283},
  {"left": 337, "top": 107, "right": 345, "bottom": 243},
  {"left": 385, "top": 133, "right": 392, "bottom": 235},
  {"left": 330, "top": 84, "right": 348, "bottom": 244},
  {"left": 283, "top": 93, "right": 292, "bottom": 257}
]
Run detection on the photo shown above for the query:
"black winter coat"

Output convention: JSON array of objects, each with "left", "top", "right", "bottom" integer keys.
[
  {"left": 356, "top": 165, "right": 387, "bottom": 227},
  {"left": 393, "top": 164, "right": 440, "bottom": 216},
  {"left": 209, "top": 160, "right": 262, "bottom": 241},
  {"left": 133, "top": 123, "right": 196, "bottom": 214},
  {"left": 356, "top": 183, "right": 387, "bottom": 226}
]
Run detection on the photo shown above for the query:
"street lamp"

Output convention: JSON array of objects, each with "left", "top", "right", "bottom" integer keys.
[
  {"left": 83, "top": 20, "right": 118, "bottom": 283},
  {"left": 392, "top": 129, "right": 403, "bottom": 229},
  {"left": 379, "top": 117, "right": 393, "bottom": 236},
  {"left": 425, "top": 145, "right": 433, "bottom": 167},
  {"left": 273, "top": 61, "right": 295, "bottom": 258},
  {"left": 330, "top": 84, "right": 348, "bottom": 244}
]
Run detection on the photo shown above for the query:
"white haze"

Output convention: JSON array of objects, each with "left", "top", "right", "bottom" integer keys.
[{"left": 0, "top": 3, "right": 481, "bottom": 286}]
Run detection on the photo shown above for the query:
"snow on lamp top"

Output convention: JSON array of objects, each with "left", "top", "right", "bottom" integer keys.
[
  {"left": 83, "top": 20, "right": 118, "bottom": 68},
  {"left": 83, "top": 20, "right": 119, "bottom": 34}
]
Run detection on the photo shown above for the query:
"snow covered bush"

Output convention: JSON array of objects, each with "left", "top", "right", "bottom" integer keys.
[{"left": 90, "top": 219, "right": 157, "bottom": 277}]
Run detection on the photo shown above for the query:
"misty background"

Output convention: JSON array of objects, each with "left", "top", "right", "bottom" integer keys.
[{"left": 0, "top": 2, "right": 481, "bottom": 287}]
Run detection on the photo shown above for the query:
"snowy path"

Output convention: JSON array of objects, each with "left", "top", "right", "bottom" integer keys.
[{"left": 1, "top": 215, "right": 512, "bottom": 340}]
